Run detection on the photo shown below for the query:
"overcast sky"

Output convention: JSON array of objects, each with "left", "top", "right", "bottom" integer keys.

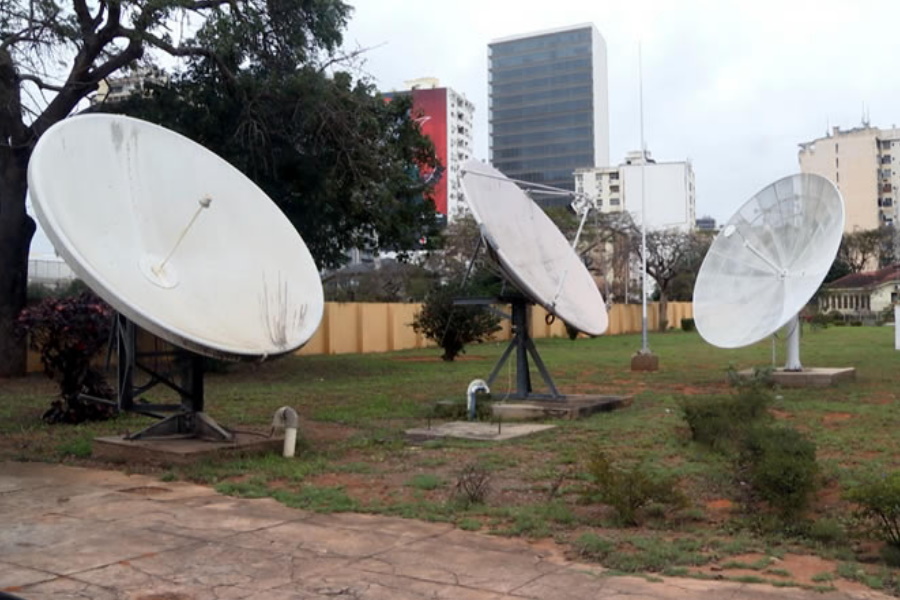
[
  {"left": 342, "top": 0, "right": 900, "bottom": 224},
  {"left": 29, "top": 0, "right": 900, "bottom": 257}
]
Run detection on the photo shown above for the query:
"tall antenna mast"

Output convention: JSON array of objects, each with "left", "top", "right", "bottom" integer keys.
[{"left": 639, "top": 42, "right": 650, "bottom": 355}]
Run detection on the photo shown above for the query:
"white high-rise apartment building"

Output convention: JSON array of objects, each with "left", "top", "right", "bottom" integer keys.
[
  {"left": 798, "top": 124, "right": 900, "bottom": 232},
  {"left": 574, "top": 150, "right": 696, "bottom": 231}
]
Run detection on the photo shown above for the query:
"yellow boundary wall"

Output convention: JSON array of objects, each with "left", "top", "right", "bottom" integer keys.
[
  {"left": 296, "top": 301, "right": 692, "bottom": 356},
  {"left": 25, "top": 302, "right": 692, "bottom": 371}
]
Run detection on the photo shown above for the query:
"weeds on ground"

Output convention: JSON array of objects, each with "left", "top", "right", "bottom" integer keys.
[{"left": 582, "top": 449, "right": 686, "bottom": 526}]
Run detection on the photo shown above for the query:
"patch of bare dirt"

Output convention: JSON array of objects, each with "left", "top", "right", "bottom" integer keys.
[
  {"left": 695, "top": 553, "right": 873, "bottom": 593},
  {"left": 822, "top": 412, "right": 853, "bottom": 426}
]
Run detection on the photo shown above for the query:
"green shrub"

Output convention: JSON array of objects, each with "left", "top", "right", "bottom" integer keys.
[
  {"left": 850, "top": 320, "right": 863, "bottom": 327},
  {"left": 827, "top": 310, "right": 844, "bottom": 323},
  {"left": 807, "top": 517, "right": 847, "bottom": 545},
  {"left": 406, "top": 473, "right": 442, "bottom": 490},
  {"left": 411, "top": 282, "right": 501, "bottom": 361},
  {"left": 680, "top": 318, "right": 695, "bottom": 332},
  {"left": 680, "top": 387, "right": 772, "bottom": 452},
  {"left": 740, "top": 426, "right": 819, "bottom": 519},
  {"left": 810, "top": 312, "right": 830, "bottom": 328},
  {"left": 845, "top": 472, "right": 900, "bottom": 547},
  {"left": 583, "top": 450, "right": 686, "bottom": 526},
  {"left": 574, "top": 532, "right": 615, "bottom": 560}
]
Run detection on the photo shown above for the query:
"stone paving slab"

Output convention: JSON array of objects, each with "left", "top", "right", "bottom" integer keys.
[
  {"left": 405, "top": 421, "right": 556, "bottom": 441},
  {"left": 1, "top": 461, "right": 894, "bottom": 600}
]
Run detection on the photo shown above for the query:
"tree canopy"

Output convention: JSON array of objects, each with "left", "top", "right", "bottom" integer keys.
[{"left": 102, "top": 65, "right": 442, "bottom": 269}]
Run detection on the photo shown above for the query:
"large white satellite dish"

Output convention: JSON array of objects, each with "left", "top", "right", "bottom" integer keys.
[
  {"left": 461, "top": 160, "right": 607, "bottom": 336},
  {"left": 458, "top": 160, "right": 608, "bottom": 402},
  {"left": 29, "top": 114, "right": 323, "bottom": 361},
  {"left": 28, "top": 114, "right": 324, "bottom": 440},
  {"left": 693, "top": 173, "right": 843, "bottom": 369}
]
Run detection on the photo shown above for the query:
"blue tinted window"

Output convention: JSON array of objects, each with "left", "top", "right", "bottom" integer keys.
[
  {"left": 493, "top": 140, "right": 592, "bottom": 160},
  {"left": 491, "top": 97, "right": 592, "bottom": 122},
  {"left": 492, "top": 113, "right": 592, "bottom": 135},
  {"left": 490, "top": 58, "right": 591, "bottom": 83}
]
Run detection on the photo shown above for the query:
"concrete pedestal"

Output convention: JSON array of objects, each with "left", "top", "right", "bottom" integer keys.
[
  {"left": 94, "top": 430, "right": 283, "bottom": 466},
  {"left": 490, "top": 394, "right": 631, "bottom": 421},
  {"left": 736, "top": 367, "right": 856, "bottom": 388},
  {"left": 631, "top": 352, "right": 659, "bottom": 372}
]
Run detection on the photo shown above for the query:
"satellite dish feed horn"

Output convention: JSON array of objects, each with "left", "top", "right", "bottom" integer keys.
[
  {"left": 28, "top": 114, "right": 324, "bottom": 440},
  {"left": 693, "top": 173, "right": 844, "bottom": 373}
]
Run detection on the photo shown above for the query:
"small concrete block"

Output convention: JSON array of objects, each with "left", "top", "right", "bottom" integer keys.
[
  {"left": 405, "top": 421, "right": 555, "bottom": 442},
  {"left": 631, "top": 352, "right": 659, "bottom": 371}
]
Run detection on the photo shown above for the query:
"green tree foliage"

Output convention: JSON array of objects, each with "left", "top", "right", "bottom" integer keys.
[
  {"left": 411, "top": 282, "right": 501, "bottom": 361},
  {"left": 632, "top": 227, "right": 709, "bottom": 329},
  {"left": 846, "top": 472, "right": 900, "bottom": 548},
  {"left": 739, "top": 426, "right": 819, "bottom": 520},
  {"left": 104, "top": 67, "right": 442, "bottom": 269},
  {"left": 0, "top": 0, "right": 356, "bottom": 376}
]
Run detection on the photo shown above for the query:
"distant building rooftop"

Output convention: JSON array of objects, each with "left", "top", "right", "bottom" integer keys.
[{"left": 827, "top": 264, "right": 900, "bottom": 289}]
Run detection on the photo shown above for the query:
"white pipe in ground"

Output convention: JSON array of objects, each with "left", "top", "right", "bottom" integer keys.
[
  {"left": 272, "top": 406, "right": 300, "bottom": 457},
  {"left": 467, "top": 379, "right": 490, "bottom": 421}
]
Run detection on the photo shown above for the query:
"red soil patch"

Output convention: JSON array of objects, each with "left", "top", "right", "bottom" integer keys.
[
  {"left": 705, "top": 498, "right": 733, "bottom": 510},
  {"left": 770, "top": 409, "right": 793, "bottom": 420},
  {"left": 822, "top": 412, "right": 853, "bottom": 425},
  {"left": 694, "top": 552, "right": 874, "bottom": 593}
]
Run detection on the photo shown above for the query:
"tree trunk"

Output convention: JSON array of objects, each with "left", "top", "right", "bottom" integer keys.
[
  {"left": 0, "top": 162, "right": 34, "bottom": 377},
  {"left": 658, "top": 292, "right": 669, "bottom": 332}
]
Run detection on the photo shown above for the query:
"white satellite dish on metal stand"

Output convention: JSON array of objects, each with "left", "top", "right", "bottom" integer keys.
[
  {"left": 460, "top": 160, "right": 623, "bottom": 411},
  {"left": 694, "top": 173, "right": 855, "bottom": 386},
  {"left": 28, "top": 114, "right": 324, "bottom": 439}
]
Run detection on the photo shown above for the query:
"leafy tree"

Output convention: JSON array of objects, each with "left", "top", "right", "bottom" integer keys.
[
  {"left": 838, "top": 228, "right": 883, "bottom": 273},
  {"left": 630, "top": 227, "right": 706, "bottom": 330},
  {"left": 103, "top": 67, "right": 442, "bottom": 269},
  {"left": 665, "top": 230, "right": 713, "bottom": 301},
  {"left": 0, "top": 0, "right": 354, "bottom": 376},
  {"left": 412, "top": 281, "right": 501, "bottom": 361},
  {"left": 419, "top": 213, "right": 504, "bottom": 297}
]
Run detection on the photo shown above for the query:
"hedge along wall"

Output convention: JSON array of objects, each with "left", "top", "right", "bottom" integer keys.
[{"left": 26, "top": 301, "right": 693, "bottom": 371}]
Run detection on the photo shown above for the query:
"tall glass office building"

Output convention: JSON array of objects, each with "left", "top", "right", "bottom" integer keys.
[{"left": 488, "top": 24, "right": 609, "bottom": 195}]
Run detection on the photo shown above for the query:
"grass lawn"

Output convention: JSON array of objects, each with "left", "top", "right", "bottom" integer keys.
[{"left": 3, "top": 324, "right": 900, "bottom": 593}]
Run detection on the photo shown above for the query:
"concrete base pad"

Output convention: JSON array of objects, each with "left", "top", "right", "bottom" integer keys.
[
  {"left": 405, "top": 421, "right": 555, "bottom": 442},
  {"left": 737, "top": 367, "right": 857, "bottom": 388},
  {"left": 491, "top": 395, "right": 632, "bottom": 421},
  {"left": 631, "top": 352, "right": 659, "bottom": 371},
  {"left": 93, "top": 431, "right": 284, "bottom": 466}
]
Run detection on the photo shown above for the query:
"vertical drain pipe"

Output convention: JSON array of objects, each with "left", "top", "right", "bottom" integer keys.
[
  {"left": 467, "top": 379, "right": 490, "bottom": 421},
  {"left": 272, "top": 406, "right": 299, "bottom": 457}
]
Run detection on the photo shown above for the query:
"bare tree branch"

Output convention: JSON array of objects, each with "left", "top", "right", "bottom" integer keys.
[{"left": 19, "top": 72, "right": 66, "bottom": 92}]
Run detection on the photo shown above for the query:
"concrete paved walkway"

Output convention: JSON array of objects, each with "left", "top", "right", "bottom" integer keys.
[{"left": 0, "top": 462, "right": 892, "bottom": 600}]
